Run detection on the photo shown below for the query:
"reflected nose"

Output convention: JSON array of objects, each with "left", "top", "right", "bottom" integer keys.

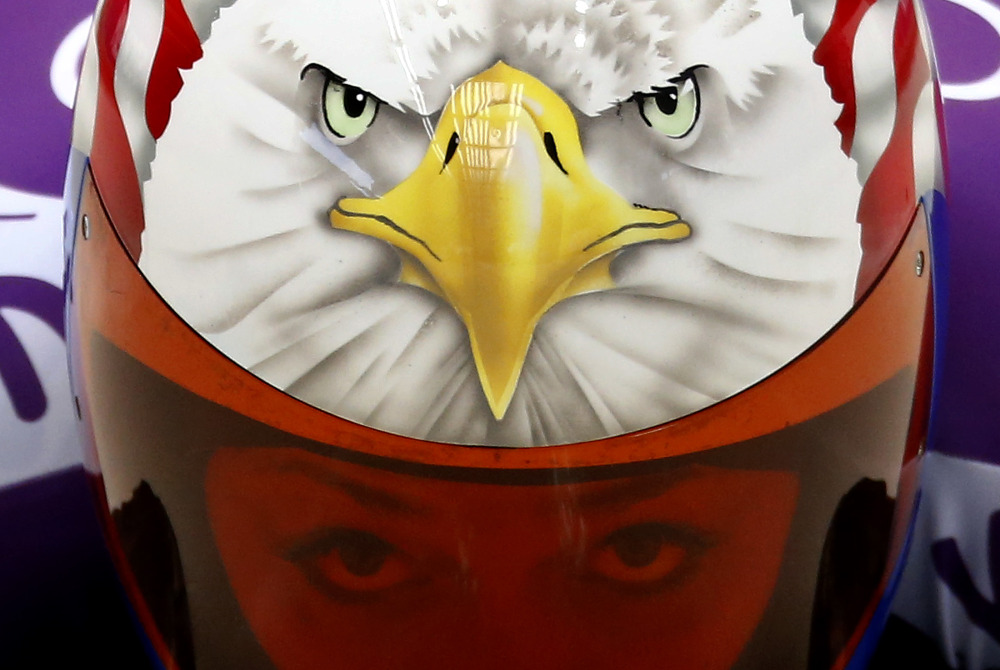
[{"left": 440, "top": 518, "right": 594, "bottom": 669}]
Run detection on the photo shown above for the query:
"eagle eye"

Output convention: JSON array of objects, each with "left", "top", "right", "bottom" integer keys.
[
  {"left": 636, "top": 70, "right": 701, "bottom": 139},
  {"left": 321, "top": 75, "right": 379, "bottom": 143}
]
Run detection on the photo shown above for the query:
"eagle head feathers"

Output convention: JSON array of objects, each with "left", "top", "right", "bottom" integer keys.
[{"left": 140, "top": 0, "right": 863, "bottom": 446}]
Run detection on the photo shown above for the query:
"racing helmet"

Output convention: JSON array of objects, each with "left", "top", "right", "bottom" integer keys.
[{"left": 65, "top": 0, "right": 944, "bottom": 667}]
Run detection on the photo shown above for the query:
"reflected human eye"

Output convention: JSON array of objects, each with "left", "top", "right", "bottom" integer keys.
[
  {"left": 588, "top": 522, "right": 711, "bottom": 589},
  {"left": 286, "top": 528, "right": 414, "bottom": 598}
]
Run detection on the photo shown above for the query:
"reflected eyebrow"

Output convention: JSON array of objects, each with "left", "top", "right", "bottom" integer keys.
[
  {"left": 278, "top": 459, "right": 430, "bottom": 517},
  {"left": 574, "top": 468, "right": 700, "bottom": 511}
]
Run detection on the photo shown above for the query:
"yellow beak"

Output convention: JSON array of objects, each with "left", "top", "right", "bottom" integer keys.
[{"left": 331, "top": 62, "right": 690, "bottom": 420}]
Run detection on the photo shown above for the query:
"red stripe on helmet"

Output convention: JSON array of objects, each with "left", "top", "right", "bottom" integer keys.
[
  {"left": 814, "top": 0, "right": 880, "bottom": 155},
  {"left": 854, "top": 0, "right": 929, "bottom": 296},
  {"left": 90, "top": 0, "right": 146, "bottom": 260},
  {"left": 146, "top": 0, "right": 202, "bottom": 139}
]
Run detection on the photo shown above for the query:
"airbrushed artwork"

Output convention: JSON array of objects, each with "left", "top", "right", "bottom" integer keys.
[
  {"left": 134, "top": 0, "right": 880, "bottom": 446},
  {"left": 66, "top": 0, "right": 941, "bottom": 667}
]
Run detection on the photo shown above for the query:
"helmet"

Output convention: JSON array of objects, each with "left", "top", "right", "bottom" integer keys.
[{"left": 66, "top": 0, "right": 944, "bottom": 667}]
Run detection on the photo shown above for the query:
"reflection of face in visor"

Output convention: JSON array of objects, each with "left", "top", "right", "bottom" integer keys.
[
  {"left": 88, "top": 337, "right": 914, "bottom": 670},
  {"left": 208, "top": 452, "right": 796, "bottom": 670}
]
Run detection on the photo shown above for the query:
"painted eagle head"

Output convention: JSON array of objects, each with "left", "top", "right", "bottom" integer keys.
[{"left": 139, "top": 0, "right": 862, "bottom": 446}]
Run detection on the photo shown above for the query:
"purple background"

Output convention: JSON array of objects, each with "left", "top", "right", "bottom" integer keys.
[
  {"left": 0, "top": 1, "right": 153, "bottom": 663},
  {"left": 0, "top": 0, "right": 93, "bottom": 197},
  {"left": 923, "top": 0, "right": 1000, "bottom": 465},
  {"left": 1, "top": 0, "right": 89, "bottom": 482}
]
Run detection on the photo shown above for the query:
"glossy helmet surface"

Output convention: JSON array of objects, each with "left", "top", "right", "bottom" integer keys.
[{"left": 66, "top": 0, "right": 943, "bottom": 667}]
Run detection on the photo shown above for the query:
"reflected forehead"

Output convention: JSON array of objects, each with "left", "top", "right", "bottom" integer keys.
[
  {"left": 572, "top": 467, "right": 703, "bottom": 510},
  {"left": 281, "top": 451, "right": 707, "bottom": 518},
  {"left": 278, "top": 457, "right": 432, "bottom": 517}
]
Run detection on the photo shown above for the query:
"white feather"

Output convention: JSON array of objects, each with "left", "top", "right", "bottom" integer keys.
[{"left": 141, "top": 0, "right": 862, "bottom": 446}]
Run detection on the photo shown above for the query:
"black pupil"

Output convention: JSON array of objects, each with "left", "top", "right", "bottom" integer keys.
[
  {"left": 610, "top": 526, "right": 666, "bottom": 568},
  {"left": 337, "top": 531, "right": 392, "bottom": 577},
  {"left": 654, "top": 87, "right": 679, "bottom": 116},
  {"left": 343, "top": 85, "right": 369, "bottom": 118}
]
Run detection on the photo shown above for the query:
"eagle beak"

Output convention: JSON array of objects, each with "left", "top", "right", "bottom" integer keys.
[{"left": 331, "top": 62, "right": 690, "bottom": 420}]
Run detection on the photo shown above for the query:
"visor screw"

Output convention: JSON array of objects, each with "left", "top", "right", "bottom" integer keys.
[
  {"left": 915, "top": 250, "right": 925, "bottom": 277},
  {"left": 81, "top": 214, "right": 91, "bottom": 240}
]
